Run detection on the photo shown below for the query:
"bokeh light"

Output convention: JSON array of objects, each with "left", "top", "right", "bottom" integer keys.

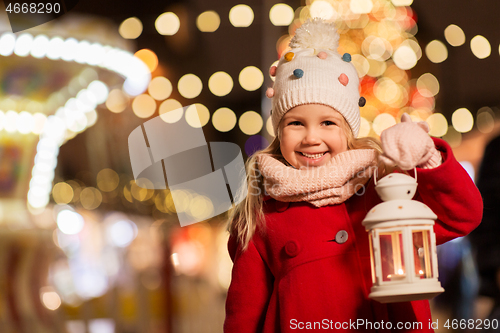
[
  {"left": 155, "top": 12, "right": 181, "bottom": 35},
  {"left": 105, "top": 89, "right": 128, "bottom": 113},
  {"left": 350, "top": 0, "right": 373, "bottom": 14},
  {"left": 269, "top": 4, "right": 294, "bottom": 26},
  {"left": 416, "top": 73, "right": 440, "bottom": 97},
  {"left": 148, "top": 76, "right": 172, "bottom": 101},
  {"left": 266, "top": 117, "right": 274, "bottom": 137},
  {"left": 426, "top": 113, "right": 448, "bottom": 137},
  {"left": 212, "top": 107, "right": 237, "bottom": 132},
  {"left": 452, "top": 108, "right": 473, "bottom": 133},
  {"left": 57, "top": 210, "right": 84, "bottom": 235},
  {"left": 80, "top": 187, "right": 102, "bottom": 210},
  {"left": 351, "top": 54, "right": 370, "bottom": 77},
  {"left": 52, "top": 182, "right": 74, "bottom": 204},
  {"left": 109, "top": 220, "right": 137, "bottom": 247},
  {"left": 96, "top": 168, "right": 120, "bottom": 192},
  {"left": 40, "top": 287, "right": 62, "bottom": 311},
  {"left": 477, "top": 107, "right": 495, "bottom": 134},
  {"left": 239, "top": 66, "right": 264, "bottom": 91},
  {"left": 425, "top": 40, "right": 448, "bottom": 63},
  {"left": 309, "top": 1, "right": 336, "bottom": 20},
  {"left": 196, "top": 11, "right": 221, "bottom": 32},
  {"left": 208, "top": 72, "right": 233, "bottom": 97},
  {"left": 159, "top": 100, "right": 183, "bottom": 123},
  {"left": 119, "top": 17, "right": 143, "bottom": 39},
  {"left": 229, "top": 5, "right": 254, "bottom": 27},
  {"left": 372, "top": 113, "right": 396, "bottom": 136},
  {"left": 444, "top": 24, "right": 465, "bottom": 47},
  {"left": 358, "top": 117, "right": 371, "bottom": 138},
  {"left": 178, "top": 74, "right": 203, "bottom": 99},
  {"left": 391, "top": 0, "right": 413, "bottom": 5},
  {"left": 239, "top": 111, "right": 263, "bottom": 135},
  {"left": 132, "top": 94, "right": 156, "bottom": 118},
  {"left": 470, "top": 35, "right": 491, "bottom": 59},
  {"left": 393, "top": 45, "right": 417, "bottom": 70},
  {"left": 134, "top": 49, "right": 158, "bottom": 73},
  {"left": 185, "top": 104, "right": 210, "bottom": 128}
]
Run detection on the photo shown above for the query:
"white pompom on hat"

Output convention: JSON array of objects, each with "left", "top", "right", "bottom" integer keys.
[{"left": 268, "top": 18, "right": 363, "bottom": 137}]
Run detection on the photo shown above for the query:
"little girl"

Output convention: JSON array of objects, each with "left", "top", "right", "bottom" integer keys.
[{"left": 225, "top": 19, "right": 482, "bottom": 332}]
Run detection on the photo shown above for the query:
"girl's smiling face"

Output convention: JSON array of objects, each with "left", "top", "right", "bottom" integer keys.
[{"left": 279, "top": 104, "right": 348, "bottom": 169}]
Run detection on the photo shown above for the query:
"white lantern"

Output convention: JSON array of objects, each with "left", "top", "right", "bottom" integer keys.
[{"left": 362, "top": 172, "right": 444, "bottom": 303}]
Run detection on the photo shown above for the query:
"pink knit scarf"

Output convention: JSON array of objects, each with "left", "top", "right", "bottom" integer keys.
[{"left": 256, "top": 149, "right": 378, "bottom": 207}]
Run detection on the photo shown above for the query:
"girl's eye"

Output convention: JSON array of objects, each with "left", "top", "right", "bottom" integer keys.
[
  {"left": 323, "top": 120, "right": 337, "bottom": 126},
  {"left": 288, "top": 121, "right": 302, "bottom": 126}
]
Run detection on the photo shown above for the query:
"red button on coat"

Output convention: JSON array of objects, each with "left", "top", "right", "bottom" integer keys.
[
  {"left": 285, "top": 240, "right": 301, "bottom": 257},
  {"left": 276, "top": 201, "right": 290, "bottom": 212}
]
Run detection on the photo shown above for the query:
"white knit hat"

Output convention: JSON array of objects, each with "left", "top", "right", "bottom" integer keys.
[{"left": 267, "top": 19, "right": 364, "bottom": 137}]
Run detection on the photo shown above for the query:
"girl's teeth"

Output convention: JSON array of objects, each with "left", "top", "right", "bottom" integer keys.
[{"left": 301, "top": 152, "right": 324, "bottom": 159}]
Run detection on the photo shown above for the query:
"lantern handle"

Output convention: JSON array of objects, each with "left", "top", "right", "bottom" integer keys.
[{"left": 373, "top": 168, "right": 418, "bottom": 186}]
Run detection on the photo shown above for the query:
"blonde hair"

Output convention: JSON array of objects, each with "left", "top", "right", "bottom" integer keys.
[{"left": 228, "top": 111, "right": 387, "bottom": 251}]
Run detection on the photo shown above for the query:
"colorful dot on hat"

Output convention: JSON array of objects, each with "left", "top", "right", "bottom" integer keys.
[
  {"left": 338, "top": 73, "right": 349, "bottom": 86},
  {"left": 317, "top": 51, "right": 328, "bottom": 59},
  {"left": 342, "top": 53, "right": 352, "bottom": 62},
  {"left": 269, "top": 66, "right": 277, "bottom": 77},
  {"left": 284, "top": 52, "right": 295, "bottom": 62},
  {"left": 293, "top": 69, "right": 304, "bottom": 78},
  {"left": 266, "top": 87, "right": 275, "bottom": 98},
  {"left": 359, "top": 97, "right": 366, "bottom": 107}
]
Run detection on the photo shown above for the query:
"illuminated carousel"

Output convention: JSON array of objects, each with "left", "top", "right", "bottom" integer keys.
[{"left": 0, "top": 14, "right": 150, "bottom": 332}]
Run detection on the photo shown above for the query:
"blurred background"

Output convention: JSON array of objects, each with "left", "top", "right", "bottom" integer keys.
[{"left": 0, "top": 0, "right": 498, "bottom": 332}]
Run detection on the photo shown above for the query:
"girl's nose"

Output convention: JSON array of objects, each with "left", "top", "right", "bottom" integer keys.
[{"left": 302, "top": 129, "right": 321, "bottom": 145}]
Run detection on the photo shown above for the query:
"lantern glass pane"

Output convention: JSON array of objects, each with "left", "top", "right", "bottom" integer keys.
[
  {"left": 369, "top": 231, "right": 376, "bottom": 285},
  {"left": 379, "top": 231, "right": 405, "bottom": 282},
  {"left": 412, "top": 230, "right": 433, "bottom": 279}
]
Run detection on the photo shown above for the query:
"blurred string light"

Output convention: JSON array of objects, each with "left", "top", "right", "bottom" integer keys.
[
  {"left": 229, "top": 4, "right": 254, "bottom": 27},
  {"left": 0, "top": 32, "right": 151, "bottom": 96},
  {"left": 185, "top": 104, "right": 210, "bottom": 128},
  {"left": 108, "top": 220, "right": 138, "bottom": 247},
  {"left": 148, "top": 76, "right": 173, "bottom": 101},
  {"left": 476, "top": 107, "right": 495, "bottom": 134},
  {"left": 426, "top": 113, "right": 448, "bottom": 137},
  {"left": 372, "top": 113, "right": 396, "bottom": 135},
  {"left": 425, "top": 40, "right": 448, "bottom": 63},
  {"left": 470, "top": 35, "right": 491, "bottom": 59},
  {"left": 208, "top": 71, "right": 233, "bottom": 96},
  {"left": 452, "top": 108, "right": 474, "bottom": 133},
  {"left": 444, "top": 24, "right": 465, "bottom": 47},
  {"left": 416, "top": 73, "right": 439, "bottom": 97},
  {"left": 239, "top": 111, "right": 263, "bottom": 135},
  {"left": 212, "top": 107, "right": 237, "bottom": 132},
  {"left": 178, "top": 74, "right": 203, "bottom": 99},
  {"left": 132, "top": 94, "right": 156, "bottom": 118},
  {"left": 391, "top": 0, "right": 413, "bottom": 5},
  {"left": 196, "top": 11, "right": 220, "bottom": 32},
  {"left": 159, "top": 99, "right": 183, "bottom": 123},
  {"left": 155, "top": 12, "right": 180, "bottom": 35},
  {"left": 239, "top": 66, "right": 264, "bottom": 91},
  {"left": 119, "top": 17, "right": 143, "bottom": 39},
  {"left": 350, "top": 0, "right": 373, "bottom": 14},
  {"left": 105, "top": 89, "right": 128, "bottom": 113},
  {"left": 269, "top": 4, "right": 294, "bottom": 26}
]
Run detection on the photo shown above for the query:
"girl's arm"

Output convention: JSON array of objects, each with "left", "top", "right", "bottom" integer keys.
[
  {"left": 224, "top": 235, "right": 274, "bottom": 332},
  {"left": 413, "top": 137, "right": 483, "bottom": 245}
]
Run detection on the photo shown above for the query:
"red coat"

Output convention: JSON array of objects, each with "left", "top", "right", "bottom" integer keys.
[{"left": 224, "top": 138, "right": 482, "bottom": 332}]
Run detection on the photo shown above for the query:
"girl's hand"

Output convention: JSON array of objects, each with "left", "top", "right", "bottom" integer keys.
[{"left": 379, "top": 113, "right": 442, "bottom": 170}]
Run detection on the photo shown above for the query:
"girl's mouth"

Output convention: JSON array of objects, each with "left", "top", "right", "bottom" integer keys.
[{"left": 299, "top": 152, "right": 327, "bottom": 159}]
